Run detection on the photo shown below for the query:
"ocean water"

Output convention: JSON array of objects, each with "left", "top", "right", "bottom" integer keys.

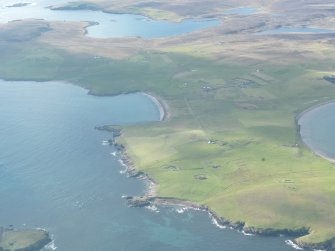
[
  {"left": 299, "top": 102, "right": 335, "bottom": 160},
  {"left": 0, "top": 0, "right": 218, "bottom": 39},
  {"left": 0, "top": 80, "right": 296, "bottom": 250}
]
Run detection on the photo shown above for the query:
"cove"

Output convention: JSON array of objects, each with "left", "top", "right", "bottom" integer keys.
[
  {"left": 0, "top": 1, "right": 218, "bottom": 39},
  {"left": 299, "top": 102, "right": 335, "bottom": 161}
]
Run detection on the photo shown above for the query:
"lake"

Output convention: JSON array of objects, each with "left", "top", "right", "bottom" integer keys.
[
  {"left": 0, "top": 80, "right": 296, "bottom": 250},
  {"left": 0, "top": 0, "right": 218, "bottom": 39},
  {"left": 299, "top": 102, "right": 335, "bottom": 161}
]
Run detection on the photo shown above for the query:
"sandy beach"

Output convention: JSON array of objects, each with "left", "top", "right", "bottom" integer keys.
[{"left": 141, "top": 92, "right": 170, "bottom": 121}]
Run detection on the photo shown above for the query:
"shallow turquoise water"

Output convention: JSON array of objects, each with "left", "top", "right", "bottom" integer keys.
[
  {"left": 299, "top": 102, "right": 335, "bottom": 160},
  {"left": 0, "top": 80, "right": 296, "bottom": 250},
  {"left": 0, "top": 1, "right": 218, "bottom": 38}
]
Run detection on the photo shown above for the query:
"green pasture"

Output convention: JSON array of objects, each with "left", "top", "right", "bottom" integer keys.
[
  {"left": 1, "top": 40, "right": 335, "bottom": 246},
  {"left": 0, "top": 229, "right": 49, "bottom": 251}
]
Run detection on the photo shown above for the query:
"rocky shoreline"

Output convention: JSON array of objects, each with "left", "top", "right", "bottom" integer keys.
[
  {"left": 95, "top": 125, "right": 158, "bottom": 196},
  {"left": 104, "top": 126, "right": 320, "bottom": 250},
  {"left": 99, "top": 95, "right": 335, "bottom": 251},
  {"left": 114, "top": 136, "right": 335, "bottom": 250},
  {"left": 125, "top": 194, "right": 335, "bottom": 250}
]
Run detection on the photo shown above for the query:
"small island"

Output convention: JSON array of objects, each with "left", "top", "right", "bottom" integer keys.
[{"left": 0, "top": 227, "right": 51, "bottom": 251}]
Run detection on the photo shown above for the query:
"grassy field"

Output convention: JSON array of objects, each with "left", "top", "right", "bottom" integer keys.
[
  {"left": 0, "top": 228, "right": 50, "bottom": 251},
  {"left": 116, "top": 57, "right": 335, "bottom": 248},
  {"left": 1, "top": 38, "right": 335, "bottom": 247},
  {"left": 1, "top": 1, "right": 335, "bottom": 247}
]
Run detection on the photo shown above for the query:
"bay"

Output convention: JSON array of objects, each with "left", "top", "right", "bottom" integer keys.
[
  {"left": 0, "top": 80, "right": 295, "bottom": 250},
  {"left": 0, "top": 1, "right": 218, "bottom": 39},
  {"left": 299, "top": 102, "right": 335, "bottom": 161}
]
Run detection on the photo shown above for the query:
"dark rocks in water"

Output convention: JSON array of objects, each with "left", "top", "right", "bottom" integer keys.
[
  {"left": 108, "top": 139, "right": 115, "bottom": 145},
  {"left": 229, "top": 221, "right": 245, "bottom": 230},
  {"left": 95, "top": 126, "right": 108, "bottom": 131},
  {"left": 127, "top": 170, "right": 144, "bottom": 178},
  {"left": 114, "top": 143, "right": 125, "bottom": 152},
  {"left": 95, "top": 126, "right": 122, "bottom": 137},
  {"left": 324, "top": 75, "right": 335, "bottom": 84},
  {"left": 95, "top": 126, "right": 124, "bottom": 150},
  {"left": 127, "top": 196, "right": 151, "bottom": 207},
  {"left": 110, "top": 128, "right": 122, "bottom": 138},
  {"left": 243, "top": 226, "right": 309, "bottom": 237}
]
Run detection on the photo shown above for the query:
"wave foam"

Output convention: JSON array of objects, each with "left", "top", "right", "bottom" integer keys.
[
  {"left": 45, "top": 239, "right": 57, "bottom": 250},
  {"left": 241, "top": 230, "right": 254, "bottom": 236},
  {"left": 285, "top": 240, "right": 304, "bottom": 250},
  {"left": 145, "top": 205, "right": 160, "bottom": 213},
  {"left": 118, "top": 159, "right": 127, "bottom": 167},
  {"left": 102, "top": 140, "right": 109, "bottom": 146},
  {"left": 176, "top": 207, "right": 188, "bottom": 214},
  {"left": 209, "top": 213, "right": 226, "bottom": 229}
]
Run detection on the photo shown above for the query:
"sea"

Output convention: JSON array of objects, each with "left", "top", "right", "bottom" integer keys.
[
  {"left": 0, "top": 80, "right": 296, "bottom": 250},
  {"left": 299, "top": 102, "right": 335, "bottom": 161}
]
